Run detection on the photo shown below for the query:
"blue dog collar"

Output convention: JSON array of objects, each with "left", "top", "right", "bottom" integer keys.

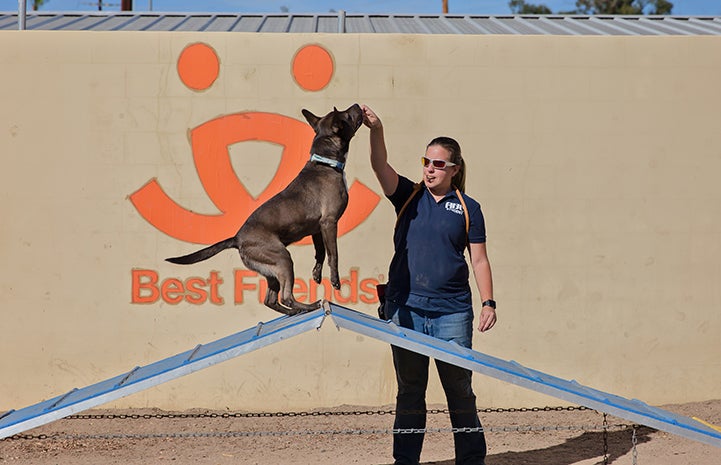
[{"left": 310, "top": 153, "right": 345, "bottom": 170}]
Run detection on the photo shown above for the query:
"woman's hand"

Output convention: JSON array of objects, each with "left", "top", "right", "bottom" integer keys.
[
  {"left": 362, "top": 104, "right": 382, "bottom": 130},
  {"left": 478, "top": 307, "right": 497, "bottom": 333}
]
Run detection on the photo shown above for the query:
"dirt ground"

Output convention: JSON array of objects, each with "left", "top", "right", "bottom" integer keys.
[{"left": 1, "top": 399, "right": 719, "bottom": 464}]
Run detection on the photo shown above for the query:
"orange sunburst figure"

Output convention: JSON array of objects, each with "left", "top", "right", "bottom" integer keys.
[{"left": 130, "top": 42, "right": 380, "bottom": 245}]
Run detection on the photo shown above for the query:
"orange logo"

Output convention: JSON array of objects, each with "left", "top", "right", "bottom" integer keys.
[{"left": 129, "top": 43, "right": 379, "bottom": 245}]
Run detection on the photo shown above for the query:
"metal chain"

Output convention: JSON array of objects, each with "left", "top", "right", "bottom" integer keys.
[
  {"left": 59, "top": 405, "right": 588, "bottom": 421},
  {"left": 5, "top": 423, "right": 632, "bottom": 442},
  {"left": 602, "top": 412, "right": 609, "bottom": 465},
  {"left": 2, "top": 406, "right": 640, "bottom": 465}
]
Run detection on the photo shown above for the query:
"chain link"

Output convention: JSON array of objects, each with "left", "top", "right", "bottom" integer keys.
[{"left": 632, "top": 424, "right": 639, "bottom": 465}]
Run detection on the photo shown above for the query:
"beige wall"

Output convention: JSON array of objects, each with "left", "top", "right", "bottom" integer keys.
[{"left": 1, "top": 31, "right": 720, "bottom": 412}]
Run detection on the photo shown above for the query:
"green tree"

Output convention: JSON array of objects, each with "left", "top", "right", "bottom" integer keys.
[
  {"left": 509, "top": 0, "right": 673, "bottom": 15},
  {"left": 509, "top": 0, "right": 552, "bottom": 14},
  {"left": 32, "top": 0, "right": 48, "bottom": 10},
  {"left": 573, "top": 0, "right": 673, "bottom": 15}
]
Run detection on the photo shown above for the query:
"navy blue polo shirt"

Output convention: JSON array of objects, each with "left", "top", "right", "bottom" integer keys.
[{"left": 386, "top": 175, "right": 486, "bottom": 313}]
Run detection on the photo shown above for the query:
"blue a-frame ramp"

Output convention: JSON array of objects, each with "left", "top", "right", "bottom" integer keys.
[
  {"left": 2, "top": 302, "right": 720, "bottom": 449},
  {"left": 0, "top": 309, "right": 329, "bottom": 439}
]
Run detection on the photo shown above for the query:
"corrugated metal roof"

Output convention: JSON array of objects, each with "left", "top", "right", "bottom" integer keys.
[{"left": 2, "top": 11, "right": 721, "bottom": 35}]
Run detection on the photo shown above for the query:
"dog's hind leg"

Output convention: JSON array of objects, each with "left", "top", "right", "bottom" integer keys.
[
  {"left": 241, "top": 242, "right": 321, "bottom": 315},
  {"left": 262, "top": 277, "right": 290, "bottom": 315},
  {"left": 262, "top": 277, "right": 320, "bottom": 315}
]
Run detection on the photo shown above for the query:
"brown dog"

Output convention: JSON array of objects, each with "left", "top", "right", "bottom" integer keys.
[{"left": 166, "top": 104, "right": 365, "bottom": 315}]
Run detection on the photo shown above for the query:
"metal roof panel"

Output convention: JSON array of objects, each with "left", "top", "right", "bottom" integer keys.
[
  {"left": 202, "top": 15, "right": 241, "bottom": 32},
  {"left": 228, "top": 15, "right": 265, "bottom": 32},
  {"left": 688, "top": 17, "right": 721, "bottom": 33}
]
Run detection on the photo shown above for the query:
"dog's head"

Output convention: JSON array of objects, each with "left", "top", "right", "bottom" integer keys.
[{"left": 302, "top": 104, "right": 364, "bottom": 161}]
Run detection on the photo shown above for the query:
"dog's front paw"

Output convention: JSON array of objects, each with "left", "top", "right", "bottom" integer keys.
[
  {"left": 312, "top": 263, "right": 322, "bottom": 283},
  {"left": 331, "top": 275, "right": 341, "bottom": 290}
]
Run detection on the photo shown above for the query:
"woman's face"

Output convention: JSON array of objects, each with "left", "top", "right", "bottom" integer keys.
[{"left": 422, "top": 144, "right": 459, "bottom": 194}]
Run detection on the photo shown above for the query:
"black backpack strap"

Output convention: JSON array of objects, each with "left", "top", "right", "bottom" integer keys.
[{"left": 454, "top": 187, "right": 471, "bottom": 254}]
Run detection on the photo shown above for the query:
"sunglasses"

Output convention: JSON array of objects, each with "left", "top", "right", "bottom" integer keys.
[{"left": 421, "top": 156, "right": 457, "bottom": 169}]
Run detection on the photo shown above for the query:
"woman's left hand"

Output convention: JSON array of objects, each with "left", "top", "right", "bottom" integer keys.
[{"left": 478, "top": 307, "right": 496, "bottom": 333}]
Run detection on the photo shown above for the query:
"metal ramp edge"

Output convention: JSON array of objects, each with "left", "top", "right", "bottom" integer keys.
[
  {"left": 326, "top": 302, "right": 721, "bottom": 449},
  {"left": 0, "top": 309, "right": 327, "bottom": 440}
]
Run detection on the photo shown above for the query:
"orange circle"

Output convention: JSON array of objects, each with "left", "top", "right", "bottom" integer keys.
[
  {"left": 177, "top": 43, "right": 220, "bottom": 91},
  {"left": 292, "top": 44, "right": 334, "bottom": 92}
]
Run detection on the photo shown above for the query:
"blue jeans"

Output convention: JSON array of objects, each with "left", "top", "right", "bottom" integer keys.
[{"left": 387, "top": 301, "right": 487, "bottom": 465}]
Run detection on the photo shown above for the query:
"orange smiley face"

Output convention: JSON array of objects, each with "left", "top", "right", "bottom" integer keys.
[{"left": 130, "top": 42, "right": 379, "bottom": 246}]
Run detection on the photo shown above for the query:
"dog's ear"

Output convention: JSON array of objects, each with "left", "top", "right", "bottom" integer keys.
[{"left": 302, "top": 109, "right": 320, "bottom": 129}]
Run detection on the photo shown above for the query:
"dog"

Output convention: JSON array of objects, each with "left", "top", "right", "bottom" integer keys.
[{"left": 166, "top": 104, "right": 365, "bottom": 315}]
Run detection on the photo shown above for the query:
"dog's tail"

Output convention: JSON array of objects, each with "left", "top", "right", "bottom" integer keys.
[{"left": 166, "top": 238, "right": 236, "bottom": 265}]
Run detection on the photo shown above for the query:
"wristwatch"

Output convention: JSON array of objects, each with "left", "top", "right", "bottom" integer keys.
[{"left": 482, "top": 299, "right": 496, "bottom": 309}]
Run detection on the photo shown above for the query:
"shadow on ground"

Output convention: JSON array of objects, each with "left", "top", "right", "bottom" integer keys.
[{"left": 407, "top": 426, "right": 654, "bottom": 465}]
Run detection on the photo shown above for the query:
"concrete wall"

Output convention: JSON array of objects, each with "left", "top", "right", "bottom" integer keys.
[{"left": 1, "top": 31, "right": 719, "bottom": 412}]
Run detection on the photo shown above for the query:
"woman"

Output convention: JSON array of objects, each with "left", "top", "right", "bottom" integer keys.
[{"left": 362, "top": 104, "right": 496, "bottom": 465}]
